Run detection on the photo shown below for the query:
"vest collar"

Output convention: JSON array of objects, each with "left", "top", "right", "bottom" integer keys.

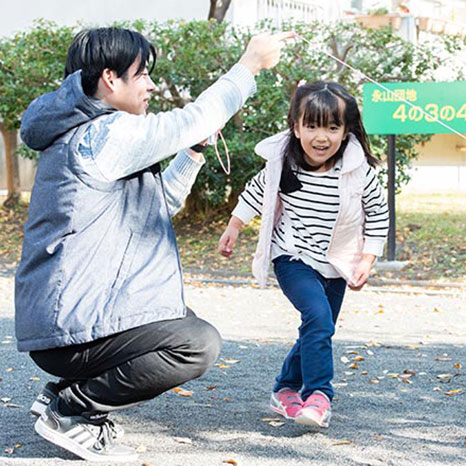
[{"left": 254, "top": 131, "right": 366, "bottom": 173}]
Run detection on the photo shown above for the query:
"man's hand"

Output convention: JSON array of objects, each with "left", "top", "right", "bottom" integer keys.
[
  {"left": 218, "top": 216, "right": 244, "bottom": 258},
  {"left": 239, "top": 31, "right": 296, "bottom": 75},
  {"left": 348, "top": 254, "right": 376, "bottom": 291}
]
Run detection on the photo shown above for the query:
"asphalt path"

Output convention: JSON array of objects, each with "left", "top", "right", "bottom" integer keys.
[{"left": 0, "top": 269, "right": 465, "bottom": 466}]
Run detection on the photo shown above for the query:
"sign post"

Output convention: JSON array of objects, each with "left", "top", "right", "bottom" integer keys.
[{"left": 363, "top": 81, "right": 466, "bottom": 261}]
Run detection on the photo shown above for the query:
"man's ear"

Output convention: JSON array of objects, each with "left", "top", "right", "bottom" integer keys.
[{"left": 100, "top": 68, "right": 118, "bottom": 91}]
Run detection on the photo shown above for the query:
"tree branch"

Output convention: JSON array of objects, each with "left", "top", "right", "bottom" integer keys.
[{"left": 208, "top": 0, "right": 232, "bottom": 23}]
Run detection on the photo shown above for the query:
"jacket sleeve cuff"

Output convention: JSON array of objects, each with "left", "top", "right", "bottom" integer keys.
[
  {"left": 363, "top": 237, "right": 386, "bottom": 257},
  {"left": 231, "top": 199, "right": 258, "bottom": 224},
  {"left": 224, "top": 63, "right": 257, "bottom": 103},
  {"left": 170, "top": 149, "right": 205, "bottom": 183}
]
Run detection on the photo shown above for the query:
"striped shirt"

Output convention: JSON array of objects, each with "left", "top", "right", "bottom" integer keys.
[{"left": 235, "top": 159, "right": 389, "bottom": 278}]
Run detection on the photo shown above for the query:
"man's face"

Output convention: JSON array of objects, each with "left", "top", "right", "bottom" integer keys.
[{"left": 109, "top": 60, "right": 155, "bottom": 115}]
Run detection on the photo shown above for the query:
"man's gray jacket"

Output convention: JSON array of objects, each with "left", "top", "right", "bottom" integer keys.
[{"left": 15, "top": 65, "right": 255, "bottom": 352}]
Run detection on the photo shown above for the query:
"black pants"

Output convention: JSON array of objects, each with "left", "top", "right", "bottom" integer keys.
[{"left": 30, "top": 309, "right": 222, "bottom": 417}]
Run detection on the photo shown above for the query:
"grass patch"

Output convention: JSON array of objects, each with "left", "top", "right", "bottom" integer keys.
[
  {"left": 0, "top": 201, "right": 28, "bottom": 263},
  {"left": 1, "top": 192, "right": 465, "bottom": 283},
  {"left": 393, "top": 192, "right": 466, "bottom": 282}
]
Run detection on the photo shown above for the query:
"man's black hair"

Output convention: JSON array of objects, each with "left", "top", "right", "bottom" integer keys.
[{"left": 65, "top": 27, "right": 156, "bottom": 96}]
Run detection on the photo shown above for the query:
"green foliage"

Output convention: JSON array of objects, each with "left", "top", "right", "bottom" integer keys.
[
  {"left": 133, "top": 19, "right": 464, "bottom": 210},
  {"left": 0, "top": 19, "right": 75, "bottom": 130},
  {"left": 0, "top": 18, "right": 464, "bottom": 212},
  {"left": 366, "top": 7, "right": 390, "bottom": 16}
]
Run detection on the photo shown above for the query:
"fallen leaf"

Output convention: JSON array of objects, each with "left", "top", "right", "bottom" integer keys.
[
  {"left": 216, "top": 364, "right": 231, "bottom": 369},
  {"left": 435, "top": 357, "right": 452, "bottom": 362},
  {"left": 261, "top": 417, "right": 282, "bottom": 422},
  {"left": 223, "top": 460, "right": 238, "bottom": 465},
  {"left": 349, "top": 363, "right": 359, "bottom": 370},
  {"left": 346, "top": 350, "right": 359, "bottom": 355},
  {"left": 454, "top": 363, "right": 462, "bottom": 370},
  {"left": 5, "top": 368, "right": 14, "bottom": 372},
  {"left": 29, "top": 377, "right": 40, "bottom": 381},
  {"left": 172, "top": 387, "right": 193, "bottom": 397},
  {"left": 205, "top": 386, "right": 217, "bottom": 391},
  {"left": 369, "top": 380, "right": 380, "bottom": 384},
  {"left": 0, "top": 397, "right": 11, "bottom": 403},
  {"left": 173, "top": 437, "right": 193, "bottom": 445},
  {"left": 269, "top": 421, "right": 285, "bottom": 427},
  {"left": 222, "top": 359, "right": 240, "bottom": 364},
  {"left": 361, "top": 371, "right": 368, "bottom": 375},
  {"left": 223, "top": 397, "right": 231, "bottom": 402},
  {"left": 437, "top": 374, "right": 453, "bottom": 379},
  {"left": 4, "top": 403, "right": 22, "bottom": 408},
  {"left": 443, "top": 389, "right": 463, "bottom": 397},
  {"left": 340, "top": 356, "right": 350, "bottom": 364},
  {"left": 353, "top": 356, "right": 365, "bottom": 362},
  {"left": 4, "top": 447, "right": 14, "bottom": 455},
  {"left": 367, "top": 341, "right": 380, "bottom": 347},
  {"left": 367, "top": 350, "right": 374, "bottom": 356},
  {"left": 344, "top": 371, "right": 355, "bottom": 376},
  {"left": 404, "top": 345, "right": 420, "bottom": 350},
  {"left": 332, "top": 440, "right": 353, "bottom": 446}
]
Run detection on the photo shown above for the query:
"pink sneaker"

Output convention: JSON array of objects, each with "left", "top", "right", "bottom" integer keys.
[
  {"left": 270, "top": 388, "right": 303, "bottom": 419},
  {"left": 295, "top": 390, "right": 331, "bottom": 427}
]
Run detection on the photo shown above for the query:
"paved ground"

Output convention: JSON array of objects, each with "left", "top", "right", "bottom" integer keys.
[{"left": 0, "top": 268, "right": 465, "bottom": 466}]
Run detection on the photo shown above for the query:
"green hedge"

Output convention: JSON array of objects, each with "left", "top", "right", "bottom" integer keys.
[{"left": 1, "top": 19, "right": 465, "bottom": 215}]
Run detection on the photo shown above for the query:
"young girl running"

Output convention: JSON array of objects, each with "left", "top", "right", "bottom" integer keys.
[{"left": 218, "top": 81, "right": 389, "bottom": 427}]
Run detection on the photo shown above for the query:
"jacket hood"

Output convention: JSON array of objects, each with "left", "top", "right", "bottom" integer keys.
[
  {"left": 254, "top": 130, "right": 289, "bottom": 161},
  {"left": 254, "top": 130, "right": 365, "bottom": 173},
  {"left": 20, "top": 71, "right": 115, "bottom": 151}
]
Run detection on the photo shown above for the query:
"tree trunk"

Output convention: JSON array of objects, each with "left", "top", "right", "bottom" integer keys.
[
  {"left": 0, "top": 123, "right": 21, "bottom": 207},
  {"left": 208, "top": 0, "right": 232, "bottom": 23}
]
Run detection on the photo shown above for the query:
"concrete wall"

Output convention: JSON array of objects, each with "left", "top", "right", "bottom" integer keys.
[{"left": 405, "top": 134, "right": 466, "bottom": 192}]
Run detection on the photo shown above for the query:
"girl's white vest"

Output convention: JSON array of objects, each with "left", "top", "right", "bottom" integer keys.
[{"left": 251, "top": 131, "right": 384, "bottom": 287}]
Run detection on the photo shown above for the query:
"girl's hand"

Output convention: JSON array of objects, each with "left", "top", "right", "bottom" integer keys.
[
  {"left": 218, "top": 216, "right": 244, "bottom": 258},
  {"left": 349, "top": 254, "right": 376, "bottom": 291}
]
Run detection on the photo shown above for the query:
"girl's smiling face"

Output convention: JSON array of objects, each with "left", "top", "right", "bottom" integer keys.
[{"left": 294, "top": 96, "right": 347, "bottom": 172}]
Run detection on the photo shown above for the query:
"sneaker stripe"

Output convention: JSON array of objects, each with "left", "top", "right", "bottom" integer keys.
[
  {"left": 67, "top": 426, "right": 87, "bottom": 439},
  {"left": 73, "top": 431, "right": 93, "bottom": 443},
  {"left": 80, "top": 436, "right": 98, "bottom": 449}
]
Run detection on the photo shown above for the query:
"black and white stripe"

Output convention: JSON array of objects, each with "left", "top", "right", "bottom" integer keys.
[{"left": 239, "top": 162, "right": 389, "bottom": 278}]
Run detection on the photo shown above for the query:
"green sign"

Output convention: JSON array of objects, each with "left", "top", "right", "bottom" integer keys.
[{"left": 362, "top": 81, "right": 466, "bottom": 135}]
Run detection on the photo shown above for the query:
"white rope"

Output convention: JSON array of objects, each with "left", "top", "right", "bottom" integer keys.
[{"left": 295, "top": 34, "right": 466, "bottom": 141}]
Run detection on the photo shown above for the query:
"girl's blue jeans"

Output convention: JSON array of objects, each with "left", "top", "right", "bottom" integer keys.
[{"left": 272, "top": 255, "right": 346, "bottom": 401}]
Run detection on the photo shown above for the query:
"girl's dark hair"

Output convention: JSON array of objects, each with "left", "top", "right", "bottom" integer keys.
[
  {"left": 281, "top": 81, "right": 378, "bottom": 193},
  {"left": 65, "top": 27, "right": 156, "bottom": 96}
]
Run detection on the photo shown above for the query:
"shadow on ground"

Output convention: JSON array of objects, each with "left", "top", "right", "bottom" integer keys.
[{"left": 0, "top": 315, "right": 465, "bottom": 465}]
